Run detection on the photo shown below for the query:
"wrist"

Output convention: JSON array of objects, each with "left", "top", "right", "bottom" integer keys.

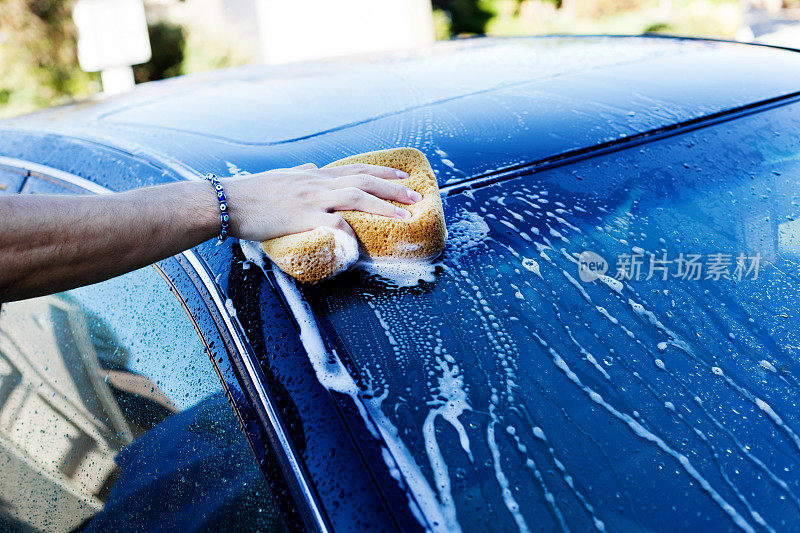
[
  {"left": 184, "top": 180, "right": 224, "bottom": 241},
  {"left": 203, "top": 173, "right": 230, "bottom": 241}
]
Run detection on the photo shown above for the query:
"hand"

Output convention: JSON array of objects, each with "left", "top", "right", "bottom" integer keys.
[{"left": 222, "top": 163, "right": 423, "bottom": 241}]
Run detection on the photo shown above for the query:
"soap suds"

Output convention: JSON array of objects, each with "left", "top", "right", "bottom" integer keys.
[
  {"left": 488, "top": 407, "right": 531, "bottom": 533},
  {"left": 447, "top": 210, "right": 489, "bottom": 259},
  {"left": 224, "top": 298, "right": 237, "bottom": 317},
  {"left": 521, "top": 257, "right": 542, "bottom": 278},
  {"left": 326, "top": 227, "right": 360, "bottom": 276},
  {"left": 539, "top": 337, "right": 755, "bottom": 533},
  {"left": 358, "top": 258, "right": 438, "bottom": 287},
  {"left": 759, "top": 360, "right": 777, "bottom": 373},
  {"left": 422, "top": 357, "right": 472, "bottom": 532}
]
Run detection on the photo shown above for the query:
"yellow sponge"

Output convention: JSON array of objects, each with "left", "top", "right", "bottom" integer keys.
[{"left": 262, "top": 147, "right": 446, "bottom": 283}]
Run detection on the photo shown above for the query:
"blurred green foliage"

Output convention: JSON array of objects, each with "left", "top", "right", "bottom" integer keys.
[
  {"left": 0, "top": 1, "right": 249, "bottom": 118},
  {"left": 0, "top": 0, "right": 98, "bottom": 117},
  {"left": 435, "top": 0, "right": 743, "bottom": 38},
  {"left": 432, "top": 0, "right": 495, "bottom": 34},
  {"left": 133, "top": 22, "right": 185, "bottom": 84},
  {"left": 179, "top": 25, "right": 251, "bottom": 75},
  {"left": 0, "top": 0, "right": 768, "bottom": 118}
]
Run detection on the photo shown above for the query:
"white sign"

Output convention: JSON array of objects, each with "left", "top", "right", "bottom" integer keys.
[
  {"left": 73, "top": 0, "right": 151, "bottom": 72},
  {"left": 255, "top": 0, "right": 435, "bottom": 65}
]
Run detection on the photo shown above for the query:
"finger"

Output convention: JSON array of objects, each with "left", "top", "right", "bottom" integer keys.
[
  {"left": 334, "top": 174, "right": 422, "bottom": 204},
  {"left": 319, "top": 213, "right": 356, "bottom": 239},
  {"left": 292, "top": 163, "right": 318, "bottom": 170},
  {"left": 323, "top": 163, "right": 408, "bottom": 180},
  {"left": 327, "top": 188, "right": 411, "bottom": 219}
]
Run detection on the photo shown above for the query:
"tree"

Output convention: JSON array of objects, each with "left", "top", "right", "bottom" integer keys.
[
  {"left": 432, "top": 0, "right": 494, "bottom": 35},
  {"left": 0, "top": 0, "right": 97, "bottom": 116},
  {"left": 133, "top": 22, "right": 185, "bottom": 84}
]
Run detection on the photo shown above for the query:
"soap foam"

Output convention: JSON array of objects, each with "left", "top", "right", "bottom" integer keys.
[
  {"left": 327, "top": 227, "right": 360, "bottom": 276},
  {"left": 447, "top": 211, "right": 489, "bottom": 259},
  {"left": 357, "top": 257, "right": 438, "bottom": 287}
]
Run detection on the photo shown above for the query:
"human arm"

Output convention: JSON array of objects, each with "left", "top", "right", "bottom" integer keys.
[{"left": 0, "top": 163, "right": 420, "bottom": 302}]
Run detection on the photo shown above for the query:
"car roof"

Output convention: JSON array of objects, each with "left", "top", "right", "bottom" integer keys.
[{"left": 4, "top": 35, "right": 800, "bottom": 187}]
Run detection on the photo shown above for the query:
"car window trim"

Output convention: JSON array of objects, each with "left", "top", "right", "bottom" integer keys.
[
  {"left": 0, "top": 156, "right": 105, "bottom": 194},
  {"left": 0, "top": 156, "right": 331, "bottom": 533}
]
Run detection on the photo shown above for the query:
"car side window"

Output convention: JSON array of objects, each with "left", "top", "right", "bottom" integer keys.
[{"left": 0, "top": 177, "right": 286, "bottom": 532}]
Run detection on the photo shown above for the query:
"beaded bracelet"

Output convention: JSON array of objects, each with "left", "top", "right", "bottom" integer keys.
[{"left": 204, "top": 173, "right": 229, "bottom": 242}]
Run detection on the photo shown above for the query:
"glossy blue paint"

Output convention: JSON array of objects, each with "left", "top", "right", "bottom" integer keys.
[
  {"left": 3, "top": 35, "right": 800, "bottom": 532},
  {"left": 4, "top": 37, "right": 800, "bottom": 188},
  {"left": 221, "top": 244, "right": 422, "bottom": 532},
  {"left": 307, "top": 97, "right": 800, "bottom": 532}
]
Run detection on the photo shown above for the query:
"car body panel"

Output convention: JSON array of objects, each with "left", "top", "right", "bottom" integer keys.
[
  {"left": 0, "top": 164, "right": 26, "bottom": 194},
  {"left": 222, "top": 244, "right": 423, "bottom": 532},
  {"left": 3, "top": 37, "right": 800, "bottom": 187},
  {"left": 305, "top": 97, "right": 800, "bottom": 531},
  {"left": 2, "top": 36, "right": 800, "bottom": 532}
]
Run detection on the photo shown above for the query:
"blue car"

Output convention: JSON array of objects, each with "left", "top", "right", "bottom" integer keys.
[{"left": 2, "top": 35, "right": 800, "bottom": 532}]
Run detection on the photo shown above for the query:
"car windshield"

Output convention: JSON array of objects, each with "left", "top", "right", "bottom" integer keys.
[{"left": 305, "top": 100, "right": 800, "bottom": 531}]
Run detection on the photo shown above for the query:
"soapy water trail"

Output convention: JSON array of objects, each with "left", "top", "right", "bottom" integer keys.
[
  {"left": 361, "top": 266, "right": 529, "bottom": 532},
  {"left": 451, "top": 203, "right": 721, "bottom": 524},
  {"left": 529, "top": 330, "right": 756, "bottom": 533},
  {"left": 374, "top": 202, "right": 644, "bottom": 529},
  {"left": 520, "top": 422, "right": 606, "bottom": 531},
  {"left": 240, "top": 241, "right": 358, "bottom": 396},
  {"left": 550, "top": 223, "right": 800, "bottom": 445},
  {"left": 240, "top": 240, "right": 451, "bottom": 533},
  {"left": 513, "top": 255, "right": 790, "bottom": 523},
  {"left": 487, "top": 406, "right": 531, "bottom": 533},
  {"left": 568, "top": 309, "right": 781, "bottom": 529},
  {"left": 244, "top": 172, "right": 800, "bottom": 532},
  {"left": 354, "top": 211, "right": 557, "bottom": 527},
  {"left": 544, "top": 396, "right": 647, "bottom": 530},
  {"left": 245, "top": 237, "right": 535, "bottom": 532},
  {"left": 540, "top": 242, "right": 800, "bottom": 514},
  {"left": 365, "top": 290, "right": 516, "bottom": 530},
  {"left": 621, "top": 280, "right": 800, "bottom": 461},
  {"left": 421, "top": 357, "right": 473, "bottom": 532},
  {"left": 442, "top": 196, "right": 793, "bottom": 529}
]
